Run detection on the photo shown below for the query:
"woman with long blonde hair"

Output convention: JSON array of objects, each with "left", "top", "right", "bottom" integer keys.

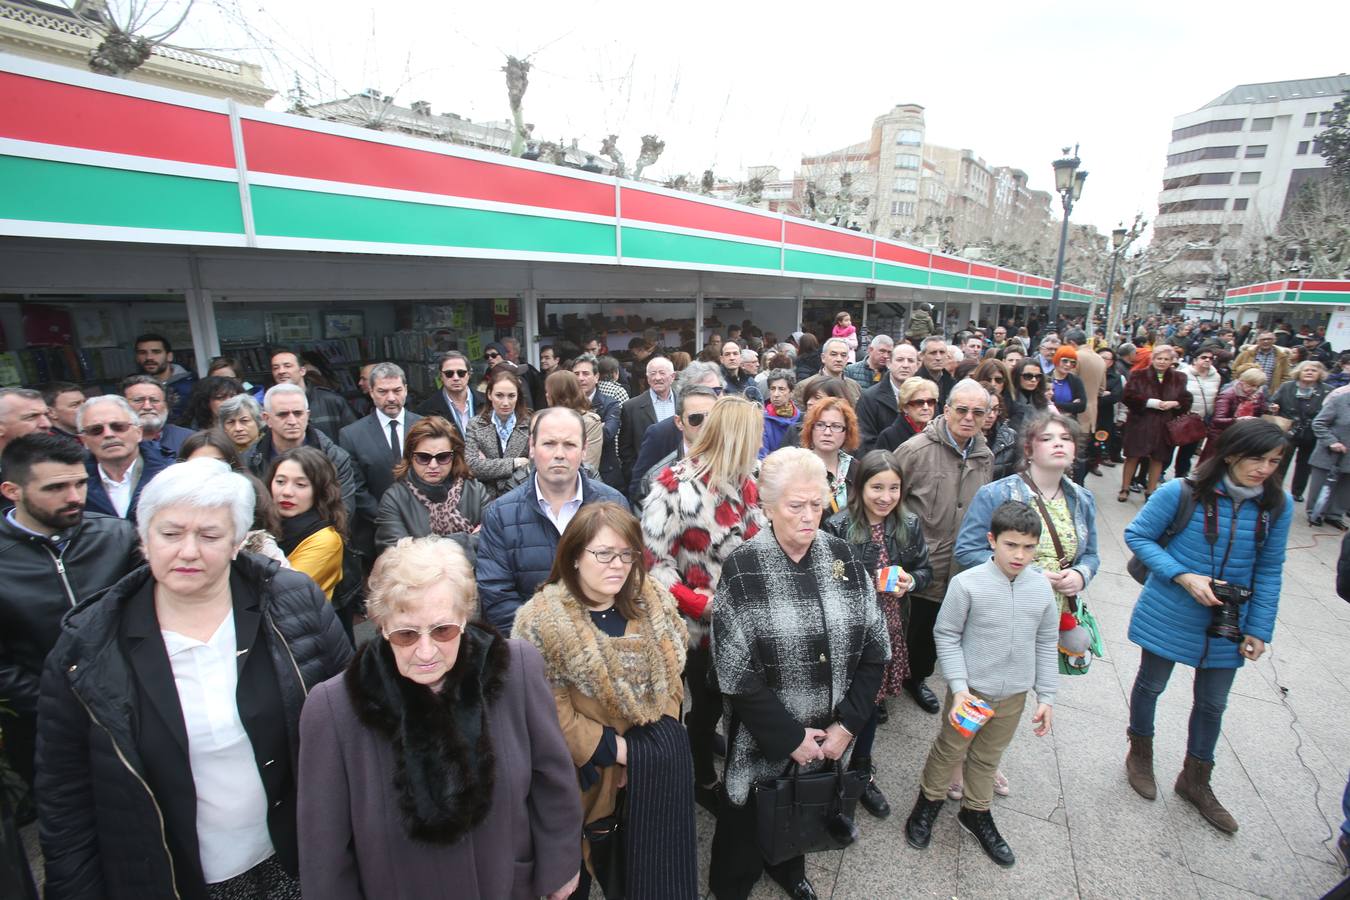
[{"left": 641, "top": 395, "right": 766, "bottom": 810}]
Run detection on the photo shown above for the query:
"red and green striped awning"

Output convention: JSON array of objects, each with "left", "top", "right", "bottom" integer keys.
[{"left": 1225, "top": 279, "right": 1350, "bottom": 307}]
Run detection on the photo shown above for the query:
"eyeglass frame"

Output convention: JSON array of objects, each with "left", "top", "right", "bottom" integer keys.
[
  {"left": 584, "top": 547, "right": 638, "bottom": 565},
  {"left": 81, "top": 420, "right": 137, "bottom": 437},
  {"left": 382, "top": 621, "right": 466, "bottom": 647},
  {"left": 411, "top": 450, "right": 454, "bottom": 466}
]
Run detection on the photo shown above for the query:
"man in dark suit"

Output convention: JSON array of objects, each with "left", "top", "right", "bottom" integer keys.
[
  {"left": 78, "top": 395, "right": 173, "bottom": 523},
  {"left": 339, "top": 362, "right": 422, "bottom": 557},
  {"left": 626, "top": 361, "right": 725, "bottom": 501},
  {"left": 857, "top": 342, "right": 921, "bottom": 453},
  {"left": 571, "top": 353, "right": 624, "bottom": 489},
  {"left": 416, "top": 351, "right": 483, "bottom": 439},
  {"left": 618, "top": 355, "right": 676, "bottom": 488}
]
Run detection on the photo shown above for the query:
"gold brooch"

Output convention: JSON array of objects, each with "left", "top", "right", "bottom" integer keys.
[{"left": 832, "top": 559, "right": 848, "bottom": 581}]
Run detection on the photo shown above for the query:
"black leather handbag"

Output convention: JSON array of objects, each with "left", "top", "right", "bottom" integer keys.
[
  {"left": 753, "top": 761, "right": 865, "bottom": 866},
  {"left": 582, "top": 788, "right": 626, "bottom": 899}
]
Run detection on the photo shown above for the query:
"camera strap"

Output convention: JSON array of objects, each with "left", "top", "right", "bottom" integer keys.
[{"left": 1205, "top": 496, "right": 1268, "bottom": 588}]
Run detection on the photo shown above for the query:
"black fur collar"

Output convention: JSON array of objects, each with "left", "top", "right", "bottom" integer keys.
[{"left": 345, "top": 622, "right": 509, "bottom": 844}]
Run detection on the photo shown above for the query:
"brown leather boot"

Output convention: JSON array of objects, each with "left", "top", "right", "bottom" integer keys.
[
  {"left": 1125, "top": 730, "right": 1157, "bottom": 800},
  {"left": 1174, "top": 755, "right": 1238, "bottom": 834}
]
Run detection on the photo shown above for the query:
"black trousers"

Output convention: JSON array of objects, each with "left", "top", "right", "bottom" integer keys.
[
  {"left": 709, "top": 788, "right": 805, "bottom": 900},
  {"left": 905, "top": 596, "right": 941, "bottom": 683},
  {"left": 1278, "top": 435, "right": 1316, "bottom": 496},
  {"left": 684, "top": 643, "right": 721, "bottom": 786},
  {"left": 1174, "top": 439, "right": 1203, "bottom": 478}
]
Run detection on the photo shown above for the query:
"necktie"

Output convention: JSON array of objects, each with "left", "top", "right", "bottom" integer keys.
[{"left": 388, "top": 419, "right": 399, "bottom": 453}]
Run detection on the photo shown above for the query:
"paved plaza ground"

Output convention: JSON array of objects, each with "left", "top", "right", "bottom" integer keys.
[{"left": 20, "top": 471, "right": 1350, "bottom": 899}]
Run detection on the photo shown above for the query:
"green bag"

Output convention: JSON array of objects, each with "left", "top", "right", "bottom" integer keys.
[{"left": 1058, "top": 600, "right": 1104, "bottom": 676}]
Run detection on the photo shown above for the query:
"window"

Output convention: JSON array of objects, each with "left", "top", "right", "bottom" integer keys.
[
  {"left": 1250, "top": 117, "right": 1273, "bottom": 132},
  {"left": 1313, "top": 139, "right": 1326, "bottom": 155},
  {"left": 1226, "top": 224, "right": 1244, "bottom": 237},
  {"left": 889, "top": 201, "right": 916, "bottom": 217},
  {"left": 1171, "top": 119, "right": 1244, "bottom": 141},
  {"left": 1322, "top": 111, "right": 1334, "bottom": 126},
  {"left": 1244, "top": 145, "right": 1267, "bottom": 158},
  {"left": 1233, "top": 198, "right": 1249, "bottom": 211},
  {"left": 892, "top": 177, "right": 918, "bottom": 193},
  {"left": 1239, "top": 172, "right": 1260, "bottom": 185},
  {"left": 1162, "top": 172, "right": 1233, "bottom": 190},
  {"left": 895, "top": 129, "right": 922, "bottom": 146},
  {"left": 1305, "top": 112, "right": 1318, "bottom": 127},
  {"left": 895, "top": 154, "right": 920, "bottom": 170},
  {"left": 1158, "top": 198, "right": 1228, "bottom": 214},
  {"left": 1167, "top": 146, "right": 1239, "bottom": 166},
  {"left": 1297, "top": 141, "right": 1310, "bottom": 155}
]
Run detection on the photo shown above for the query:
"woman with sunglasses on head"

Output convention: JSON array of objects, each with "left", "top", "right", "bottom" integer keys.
[
  {"left": 269, "top": 446, "right": 347, "bottom": 601},
  {"left": 514, "top": 503, "right": 697, "bottom": 900},
  {"left": 1048, "top": 346, "right": 1087, "bottom": 417},
  {"left": 1010, "top": 359, "right": 1050, "bottom": 432},
  {"left": 877, "top": 376, "right": 940, "bottom": 452},
  {"left": 377, "top": 416, "right": 486, "bottom": 554},
  {"left": 297, "top": 535, "right": 582, "bottom": 900}
]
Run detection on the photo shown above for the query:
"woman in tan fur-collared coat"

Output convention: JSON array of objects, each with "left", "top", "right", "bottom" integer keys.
[{"left": 513, "top": 502, "right": 697, "bottom": 900}]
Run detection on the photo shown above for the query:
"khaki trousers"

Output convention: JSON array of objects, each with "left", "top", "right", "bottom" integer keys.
[{"left": 919, "top": 688, "right": 1027, "bottom": 812}]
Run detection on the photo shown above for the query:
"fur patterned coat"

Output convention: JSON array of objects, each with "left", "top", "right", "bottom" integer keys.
[
  {"left": 640, "top": 460, "right": 766, "bottom": 646},
  {"left": 512, "top": 580, "right": 688, "bottom": 854}
]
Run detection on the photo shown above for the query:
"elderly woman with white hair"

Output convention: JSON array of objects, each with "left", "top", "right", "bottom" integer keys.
[
  {"left": 217, "top": 392, "right": 264, "bottom": 453},
  {"left": 296, "top": 536, "right": 582, "bottom": 900},
  {"left": 708, "top": 447, "right": 890, "bottom": 900},
  {"left": 36, "top": 458, "right": 352, "bottom": 900}
]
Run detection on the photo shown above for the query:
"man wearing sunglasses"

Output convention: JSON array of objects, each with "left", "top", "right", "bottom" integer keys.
[
  {"left": 629, "top": 384, "right": 719, "bottom": 511},
  {"left": 417, "top": 351, "right": 485, "bottom": 439},
  {"left": 78, "top": 395, "right": 173, "bottom": 522},
  {"left": 241, "top": 384, "right": 361, "bottom": 519},
  {"left": 625, "top": 361, "right": 724, "bottom": 503},
  {"left": 340, "top": 362, "right": 423, "bottom": 559}
]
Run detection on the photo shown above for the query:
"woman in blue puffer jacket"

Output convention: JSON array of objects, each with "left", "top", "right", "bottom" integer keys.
[{"left": 1122, "top": 419, "right": 1291, "bottom": 836}]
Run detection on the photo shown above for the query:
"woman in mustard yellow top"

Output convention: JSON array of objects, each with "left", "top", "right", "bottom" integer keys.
[{"left": 269, "top": 446, "right": 346, "bottom": 600}]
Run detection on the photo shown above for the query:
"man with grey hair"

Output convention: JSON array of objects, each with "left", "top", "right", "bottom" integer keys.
[
  {"left": 626, "top": 360, "right": 724, "bottom": 502},
  {"left": 572, "top": 352, "right": 623, "bottom": 488},
  {"left": 893, "top": 379, "right": 994, "bottom": 713},
  {"left": 918, "top": 336, "right": 956, "bottom": 406},
  {"left": 340, "top": 362, "right": 422, "bottom": 555},
  {"left": 739, "top": 348, "right": 760, "bottom": 378},
  {"left": 268, "top": 347, "right": 355, "bottom": 442},
  {"left": 845, "top": 334, "right": 894, "bottom": 387},
  {"left": 0, "top": 388, "right": 52, "bottom": 481},
  {"left": 820, "top": 337, "right": 851, "bottom": 378},
  {"left": 121, "top": 375, "right": 194, "bottom": 455},
  {"left": 78, "top": 395, "right": 173, "bottom": 522},
  {"left": 242, "top": 383, "right": 362, "bottom": 518},
  {"left": 618, "top": 355, "right": 678, "bottom": 487}
]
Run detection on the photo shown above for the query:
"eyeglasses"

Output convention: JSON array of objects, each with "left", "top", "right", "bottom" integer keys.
[
  {"left": 412, "top": 451, "right": 454, "bottom": 466},
  {"left": 685, "top": 412, "right": 707, "bottom": 427},
  {"left": 1196, "top": 355, "right": 1213, "bottom": 361},
  {"left": 270, "top": 409, "right": 306, "bottom": 419},
  {"left": 81, "top": 421, "right": 135, "bottom": 437},
  {"left": 813, "top": 421, "right": 846, "bottom": 433},
  {"left": 989, "top": 375, "right": 1006, "bottom": 383},
  {"left": 1060, "top": 359, "right": 1078, "bottom": 367},
  {"left": 383, "top": 622, "right": 465, "bottom": 647},
  {"left": 441, "top": 369, "right": 468, "bottom": 378},
  {"left": 710, "top": 386, "right": 725, "bottom": 396},
  {"left": 585, "top": 548, "right": 637, "bottom": 565},
  {"left": 484, "top": 351, "right": 501, "bottom": 359},
  {"left": 950, "top": 406, "right": 989, "bottom": 419},
  {"left": 906, "top": 398, "right": 938, "bottom": 408},
  {"left": 1020, "top": 372, "right": 1043, "bottom": 381}
]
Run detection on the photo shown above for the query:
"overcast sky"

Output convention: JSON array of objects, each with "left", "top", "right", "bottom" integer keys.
[{"left": 182, "top": 0, "right": 1349, "bottom": 236}]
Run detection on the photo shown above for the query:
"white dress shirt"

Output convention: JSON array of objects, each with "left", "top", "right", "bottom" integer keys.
[
  {"left": 535, "top": 474, "right": 585, "bottom": 534},
  {"left": 98, "top": 457, "right": 141, "bottom": 518},
  {"left": 651, "top": 389, "right": 676, "bottom": 423},
  {"left": 375, "top": 408, "right": 407, "bottom": 454},
  {"left": 161, "top": 612, "right": 274, "bottom": 884}
]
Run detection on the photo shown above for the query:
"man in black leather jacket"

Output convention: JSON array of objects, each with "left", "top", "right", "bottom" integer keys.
[{"left": 0, "top": 433, "right": 141, "bottom": 786}]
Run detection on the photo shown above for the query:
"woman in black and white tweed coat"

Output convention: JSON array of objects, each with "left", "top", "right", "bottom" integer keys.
[{"left": 708, "top": 447, "right": 890, "bottom": 900}]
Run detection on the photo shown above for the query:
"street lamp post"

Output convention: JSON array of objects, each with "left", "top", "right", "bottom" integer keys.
[
  {"left": 1046, "top": 145, "right": 1087, "bottom": 333},
  {"left": 1101, "top": 226, "right": 1129, "bottom": 338},
  {"left": 1208, "top": 271, "right": 1230, "bottom": 323}
]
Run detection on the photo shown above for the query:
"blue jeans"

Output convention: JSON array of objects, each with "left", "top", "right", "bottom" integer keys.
[{"left": 1128, "top": 648, "right": 1237, "bottom": 763}]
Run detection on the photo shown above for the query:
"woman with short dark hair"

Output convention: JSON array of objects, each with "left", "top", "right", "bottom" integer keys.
[
  {"left": 376, "top": 416, "right": 486, "bottom": 553},
  {"left": 466, "top": 369, "right": 533, "bottom": 501}
]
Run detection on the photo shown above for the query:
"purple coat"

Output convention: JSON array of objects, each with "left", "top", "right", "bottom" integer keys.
[{"left": 297, "top": 638, "right": 582, "bottom": 899}]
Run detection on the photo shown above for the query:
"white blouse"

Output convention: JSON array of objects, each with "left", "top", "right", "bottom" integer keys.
[{"left": 161, "top": 611, "right": 274, "bottom": 884}]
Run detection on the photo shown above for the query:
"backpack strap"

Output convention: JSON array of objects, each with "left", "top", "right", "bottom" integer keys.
[{"left": 1157, "top": 479, "right": 1197, "bottom": 550}]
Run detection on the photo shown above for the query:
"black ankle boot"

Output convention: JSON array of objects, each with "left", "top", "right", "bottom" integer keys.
[
  {"left": 904, "top": 793, "right": 944, "bottom": 849},
  {"left": 957, "top": 807, "right": 1016, "bottom": 867},
  {"left": 849, "top": 756, "right": 891, "bottom": 819}
]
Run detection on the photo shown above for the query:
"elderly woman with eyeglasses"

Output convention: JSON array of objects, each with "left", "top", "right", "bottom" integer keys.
[
  {"left": 376, "top": 415, "right": 487, "bottom": 554},
  {"left": 297, "top": 536, "right": 582, "bottom": 900},
  {"left": 515, "top": 503, "right": 697, "bottom": 900},
  {"left": 37, "top": 459, "right": 352, "bottom": 899},
  {"left": 877, "top": 376, "right": 940, "bottom": 452}
]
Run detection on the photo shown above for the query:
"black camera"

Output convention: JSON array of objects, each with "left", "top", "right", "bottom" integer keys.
[{"left": 1207, "top": 581, "right": 1252, "bottom": 643}]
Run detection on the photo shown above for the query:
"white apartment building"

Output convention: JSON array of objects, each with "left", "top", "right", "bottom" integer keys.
[{"left": 1154, "top": 74, "right": 1350, "bottom": 301}]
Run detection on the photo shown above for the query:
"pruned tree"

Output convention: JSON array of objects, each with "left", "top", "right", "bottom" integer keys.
[
  {"left": 66, "top": 0, "right": 196, "bottom": 76},
  {"left": 632, "top": 135, "right": 666, "bottom": 182},
  {"left": 1276, "top": 177, "right": 1350, "bottom": 276},
  {"left": 1318, "top": 90, "right": 1350, "bottom": 180},
  {"left": 699, "top": 169, "right": 715, "bottom": 196},
  {"left": 502, "top": 55, "right": 531, "bottom": 158},
  {"left": 600, "top": 134, "right": 626, "bottom": 178}
]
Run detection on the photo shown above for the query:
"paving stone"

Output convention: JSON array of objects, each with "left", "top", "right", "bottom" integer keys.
[
  {"left": 831, "top": 811, "right": 959, "bottom": 899},
  {"left": 954, "top": 805, "right": 1077, "bottom": 899}
]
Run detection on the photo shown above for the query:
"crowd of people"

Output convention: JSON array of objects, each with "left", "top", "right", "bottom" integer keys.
[{"left": 0, "top": 308, "right": 1334, "bottom": 898}]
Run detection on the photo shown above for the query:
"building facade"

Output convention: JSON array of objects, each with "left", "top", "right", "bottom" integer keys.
[{"left": 1153, "top": 75, "right": 1350, "bottom": 304}]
